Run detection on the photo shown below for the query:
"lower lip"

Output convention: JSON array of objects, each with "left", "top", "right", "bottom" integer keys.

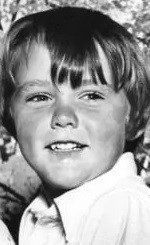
[
  {"left": 46, "top": 146, "right": 87, "bottom": 156},
  {"left": 45, "top": 146, "right": 89, "bottom": 166}
]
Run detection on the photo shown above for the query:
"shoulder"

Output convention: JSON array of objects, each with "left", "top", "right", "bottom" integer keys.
[
  {"left": 0, "top": 220, "right": 15, "bottom": 245},
  {"left": 85, "top": 176, "right": 150, "bottom": 244},
  {"left": 92, "top": 176, "right": 150, "bottom": 215}
]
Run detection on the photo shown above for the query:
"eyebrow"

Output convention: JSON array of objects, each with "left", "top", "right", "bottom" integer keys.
[
  {"left": 81, "top": 78, "right": 113, "bottom": 91},
  {"left": 14, "top": 78, "right": 113, "bottom": 98},
  {"left": 14, "top": 79, "right": 52, "bottom": 97},
  {"left": 16, "top": 79, "right": 50, "bottom": 90}
]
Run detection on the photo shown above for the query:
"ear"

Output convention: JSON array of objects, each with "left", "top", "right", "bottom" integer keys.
[
  {"left": 125, "top": 98, "right": 131, "bottom": 124},
  {"left": 125, "top": 99, "right": 131, "bottom": 140}
]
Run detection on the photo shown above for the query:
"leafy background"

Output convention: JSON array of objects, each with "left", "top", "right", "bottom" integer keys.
[{"left": 0, "top": 0, "right": 150, "bottom": 242}]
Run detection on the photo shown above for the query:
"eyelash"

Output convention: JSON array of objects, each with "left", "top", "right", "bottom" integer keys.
[
  {"left": 26, "top": 92, "right": 53, "bottom": 103},
  {"left": 25, "top": 91, "right": 105, "bottom": 104},
  {"left": 80, "top": 91, "right": 105, "bottom": 101}
]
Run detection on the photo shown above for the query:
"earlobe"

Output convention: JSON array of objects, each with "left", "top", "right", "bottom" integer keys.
[
  {"left": 125, "top": 114, "right": 130, "bottom": 124},
  {"left": 125, "top": 99, "right": 131, "bottom": 124},
  {"left": 124, "top": 99, "right": 131, "bottom": 140}
]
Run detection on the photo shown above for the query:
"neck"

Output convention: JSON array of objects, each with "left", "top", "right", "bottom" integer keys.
[{"left": 41, "top": 182, "right": 68, "bottom": 203}]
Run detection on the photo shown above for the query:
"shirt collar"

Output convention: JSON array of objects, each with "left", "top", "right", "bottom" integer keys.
[{"left": 54, "top": 152, "right": 137, "bottom": 240}]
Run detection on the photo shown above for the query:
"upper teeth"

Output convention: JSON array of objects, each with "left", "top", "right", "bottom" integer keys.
[{"left": 50, "top": 143, "right": 80, "bottom": 151}]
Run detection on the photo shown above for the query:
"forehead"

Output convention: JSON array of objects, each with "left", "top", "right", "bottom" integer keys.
[
  {"left": 16, "top": 43, "right": 113, "bottom": 88},
  {"left": 16, "top": 44, "right": 51, "bottom": 84}
]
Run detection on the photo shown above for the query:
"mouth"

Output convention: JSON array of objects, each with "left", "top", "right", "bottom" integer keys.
[{"left": 45, "top": 140, "right": 88, "bottom": 153}]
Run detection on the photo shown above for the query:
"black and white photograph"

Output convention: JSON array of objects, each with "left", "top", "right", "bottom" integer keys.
[{"left": 0, "top": 1, "right": 150, "bottom": 244}]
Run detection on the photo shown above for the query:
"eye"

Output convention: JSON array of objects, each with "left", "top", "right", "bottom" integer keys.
[
  {"left": 80, "top": 91, "right": 105, "bottom": 101},
  {"left": 26, "top": 93, "right": 53, "bottom": 103}
]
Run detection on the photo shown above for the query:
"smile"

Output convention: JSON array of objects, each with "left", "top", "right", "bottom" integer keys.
[{"left": 46, "top": 141, "right": 88, "bottom": 152}]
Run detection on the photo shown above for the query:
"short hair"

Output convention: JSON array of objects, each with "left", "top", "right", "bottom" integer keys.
[{"left": 0, "top": 6, "right": 150, "bottom": 140}]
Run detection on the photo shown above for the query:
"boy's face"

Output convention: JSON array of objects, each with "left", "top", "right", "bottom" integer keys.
[{"left": 11, "top": 44, "right": 130, "bottom": 190}]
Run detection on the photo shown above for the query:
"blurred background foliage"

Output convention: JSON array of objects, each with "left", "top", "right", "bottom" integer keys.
[{"left": 0, "top": 1, "right": 150, "bottom": 241}]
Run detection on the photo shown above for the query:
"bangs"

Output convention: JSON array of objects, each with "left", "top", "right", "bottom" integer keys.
[
  {"left": 49, "top": 55, "right": 108, "bottom": 89},
  {"left": 47, "top": 35, "right": 108, "bottom": 89},
  {"left": 8, "top": 32, "right": 108, "bottom": 89},
  {"left": 98, "top": 38, "right": 135, "bottom": 92}
]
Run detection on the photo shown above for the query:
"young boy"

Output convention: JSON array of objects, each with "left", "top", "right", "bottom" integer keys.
[{"left": 1, "top": 6, "right": 150, "bottom": 245}]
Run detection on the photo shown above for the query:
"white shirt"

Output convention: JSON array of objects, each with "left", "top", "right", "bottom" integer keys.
[
  {"left": 0, "top": 220, "right": 15, "bottom": 245},
  {"left": 19, "top": 153, "right": 150, "bottom": 244}
]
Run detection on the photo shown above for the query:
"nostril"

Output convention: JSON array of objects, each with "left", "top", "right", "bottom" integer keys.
[
  {"left": 55, "top": 121, "right": 74, "bottom": 128},
  {"left": 51, "top": 108, "right": 78, "bottom": 129},
  {"left": 51, "top": 116, "right": 76, "bottom": 129}
]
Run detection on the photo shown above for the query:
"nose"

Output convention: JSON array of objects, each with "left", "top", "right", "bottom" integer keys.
[{"left": 51, "top": 105, "right": 78, "bottom": 129}]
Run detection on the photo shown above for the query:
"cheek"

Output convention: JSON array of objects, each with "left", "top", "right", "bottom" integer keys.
[
  {"left": 87, "top": 114, "right": 122, "bottom": 143},
  {"left": 12, "top": 107, "right": 48, "bottom": 147},
  {"left": 82, "top": 102, "right": 127, "bottom": 142},
  {"left": 15, "top": 116, "right": 38, "bottom": 154},
  {"left": 111, "top": 96, "right": 129, "bottom": 125}
]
